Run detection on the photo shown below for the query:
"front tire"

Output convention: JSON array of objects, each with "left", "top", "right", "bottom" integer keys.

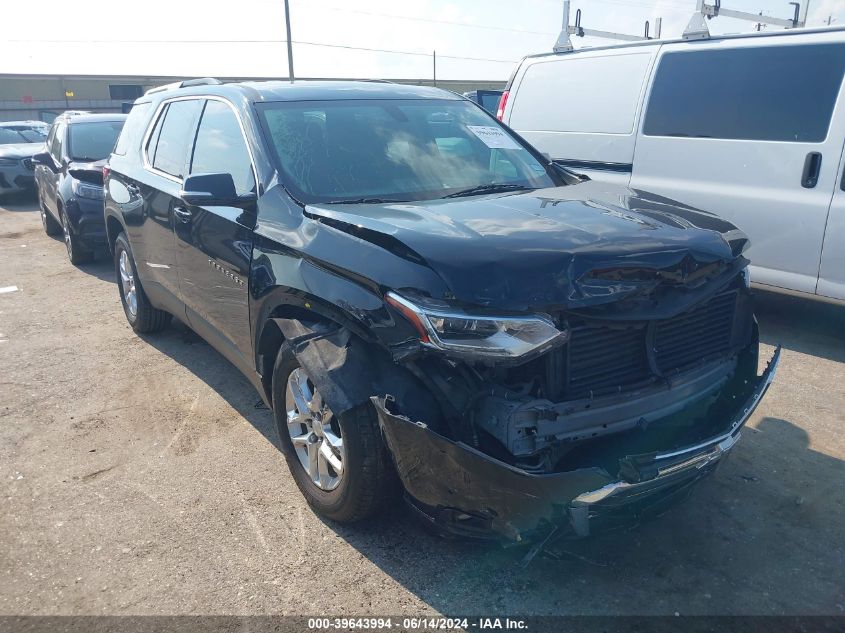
[
  {"left": 272, "top": 342, "right": 399, "bottom": 523},
  {"left": 39, "top": 193, "right": 61, "bottom": 237},
  {"left": 61, "top": 208, "right": 93, "bottom": 265},
  {"left": 114, "top": 232, "right": 171, "bottom": 333}
]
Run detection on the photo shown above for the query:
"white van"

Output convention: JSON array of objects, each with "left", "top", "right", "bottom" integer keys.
[{"left": 500, "top": 26, "right": 845, "bottom": 303}]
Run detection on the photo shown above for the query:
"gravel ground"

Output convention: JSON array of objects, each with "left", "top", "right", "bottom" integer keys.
[{"left": 1, "top": 195, "right": 844, "bottom": 616}]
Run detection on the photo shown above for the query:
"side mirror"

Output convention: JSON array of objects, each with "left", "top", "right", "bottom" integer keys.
[
  {"left": 31, "top": 151, "right": 52, "bottom": 168},
  {"left": 179, "top": 172, "right": 256, "bottom": 209}
]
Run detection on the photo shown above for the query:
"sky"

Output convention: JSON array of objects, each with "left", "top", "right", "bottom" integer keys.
[{"left": 2, "top": 0, "right": 845, "bottom": 80}]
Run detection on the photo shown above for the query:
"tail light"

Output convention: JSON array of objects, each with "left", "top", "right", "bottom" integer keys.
[
  {"left": 495, "top": 90, "right": 509, "bottom": 121},
  {"left": 102, "top": 165, "right": 111, "bottom": 182}
]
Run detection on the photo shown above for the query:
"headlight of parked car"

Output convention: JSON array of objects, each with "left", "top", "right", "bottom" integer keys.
[
  {"left": 0, "top": 158, "right": 19, "bottom": 166},
  {"left": 386, "top": 291, "right": 568, "bottom": 360},
  {"left": 72, "top": 179, "right": 104, "bottom": 200}
]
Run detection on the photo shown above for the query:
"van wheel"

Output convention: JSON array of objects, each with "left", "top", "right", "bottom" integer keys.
[
  {"left": 272, "top": 342, "right": 399, "bottom": 522},
  {"left": 114, "top": 232, "right": 171, "bottom": 333},
  {"left": 61, "top": 208, "right": 93, "bottom": 265},
  {"left": 39, "top": 194, "right": 60, "bottom": 236}
]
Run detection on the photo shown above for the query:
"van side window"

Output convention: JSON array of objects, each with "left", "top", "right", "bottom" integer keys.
[
  {"left": 643, "top": 44, "right": 845, "bottom": 142},
  {"left": 114, "top": 102, "right": 152, "bottom": 156},
  {"left": 151, "top": 99, "right": 202, "bottom": 178},
  {"left": 190, "top": 100, "right": 255, "bottom": 194}
]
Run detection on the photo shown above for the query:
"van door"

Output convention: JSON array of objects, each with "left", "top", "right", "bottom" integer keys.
[
  {"left": 630, "top": 36, "right": 845, "bottom": 295},
  {"left": 506, "top": 48, "right": 656, "bottom": 185},
  {"left": 817, "top": 148, "right": 845, "bottom": 300}
]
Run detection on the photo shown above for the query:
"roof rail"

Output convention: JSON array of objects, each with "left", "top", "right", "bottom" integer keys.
[
  {"left": 554, "top": 0, "right": 662, "bottom": 52},
  {"left": 145, "top": 77, "right": 222, "bottom": 95},
  {"left": 684, "top": 0, "right": 804, "bottom": 40}
]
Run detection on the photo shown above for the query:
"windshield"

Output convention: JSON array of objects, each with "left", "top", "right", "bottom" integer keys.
[
  {"left": 0, "top": 125, "right": 48, "bottom": 145},
  {"left": 67, "top": 120, "right": 125, "bottom": 161},
  {"left": 257, "top": 99, "right": 556, "bottom": 204}
]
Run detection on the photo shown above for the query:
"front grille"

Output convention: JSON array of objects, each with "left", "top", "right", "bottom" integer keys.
[
  {"left": 653, "top": 290, "right": 737, "bottom": 375},
  {"left": 568, "top": 325, "right": 648, "bottom": 396},
  {"left": 22, "top": 158, "right": 34, "bottom": 171},
  {"left": 561, "top": 289, "right": 739, "bottom": 399}
]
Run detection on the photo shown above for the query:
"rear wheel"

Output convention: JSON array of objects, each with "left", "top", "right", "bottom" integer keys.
[
  {"left": 61, "top": 208, "right": 93, "bottom": 265},
  {"left": 272, "top": 342, "right": 399, "bottom": 522},
  {"left": 114, "top": 232, "right": 171, "bottom": 333}
]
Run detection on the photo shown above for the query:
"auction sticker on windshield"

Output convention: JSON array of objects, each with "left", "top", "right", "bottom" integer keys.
[{"left": 466, "top": 125, "right": 522, "bottom": 150}]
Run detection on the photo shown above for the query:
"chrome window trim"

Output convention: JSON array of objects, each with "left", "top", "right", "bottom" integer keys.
[{"left": 141, "top": 94, "right": 259, "bottom": 190}]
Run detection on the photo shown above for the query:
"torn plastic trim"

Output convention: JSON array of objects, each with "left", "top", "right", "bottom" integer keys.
[
  {"left": 372, "top": 345, "right": 780, "bottom": 542},
  {"left": 273, "top": 317, "right": 442, "bottom": 424}
]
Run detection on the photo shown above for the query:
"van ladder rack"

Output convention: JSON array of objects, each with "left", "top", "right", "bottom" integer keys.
[
  {"left": 683, "top": 0, "right": 805, "bottom": 40},
  {"left": 554, "top": 0, "right": 662, "bottom": 53}
]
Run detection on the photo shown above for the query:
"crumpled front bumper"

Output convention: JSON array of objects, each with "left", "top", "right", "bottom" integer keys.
[{"left": 373, "top": 347, "right": 780, "bottom": 542}]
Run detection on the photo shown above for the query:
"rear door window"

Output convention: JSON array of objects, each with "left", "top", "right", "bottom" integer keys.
[
  {"left": 643, "top": 44, "right": 845, "bottom": 142},
  {"left": 190, "top": 100, "right": 255, "bottom": 194},
  {"left": 150, "top": 99, "right": 202, "bottom": 178},
  {"left": 114, "top": 102, "right": 152, "bottom": 156}
]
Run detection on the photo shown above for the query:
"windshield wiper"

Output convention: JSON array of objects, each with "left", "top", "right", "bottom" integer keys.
[
  {"left": 71, "top": 156, "right": 103, "bottom": 162},
  {"left": 442, "top": 183, "right": 532, "bottom": 199},
  {"left": 324, "top": 197, "right": 409, "bottom": 204}
]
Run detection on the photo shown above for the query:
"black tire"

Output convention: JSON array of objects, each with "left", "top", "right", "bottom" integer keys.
[
  {"left": 114, "top": 231, "right": 171, "bottom": 334},
  {"left": 60, "top": 207, "right": 93, "bottom": 265},
  {"left": 39, "top": 192, "right": 61, "bottom": 237},
  {"left": 272, "top": 342, "right": 399, "bottom": 523}
]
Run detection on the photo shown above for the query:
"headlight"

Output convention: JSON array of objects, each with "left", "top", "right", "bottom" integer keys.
[
  {"left": 0, "top": 158, "right": 18, "bottom": 166},
  {"left": 385, "top": 291, "right": 568, "bottom": 361},
  {"left": 72, "top": 179, "right": 104, "bottom": 200}
]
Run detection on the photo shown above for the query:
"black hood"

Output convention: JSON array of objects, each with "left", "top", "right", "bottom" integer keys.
[{"left": 306, "top": 181, "right": 749, "bottom": 315}]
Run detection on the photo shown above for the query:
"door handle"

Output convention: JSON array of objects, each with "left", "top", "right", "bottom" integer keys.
[
  {"left": 801, "top": 152, "right": 822, "bottom": 189},
  {"left": 173, "top": 206, "right": 193, "bottom": 223}
]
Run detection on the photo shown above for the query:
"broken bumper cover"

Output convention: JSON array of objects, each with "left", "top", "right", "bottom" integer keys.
[{"left": 373, "top": 347, "right": 780, "bottom": 542}]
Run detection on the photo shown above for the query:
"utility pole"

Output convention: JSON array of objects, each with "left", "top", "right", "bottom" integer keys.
[
  {"left": 284, "top": 0, "right": 294, "bottom": 83},
  {"left": 433, "top": 50, "right": 437, "bottom": 87}
]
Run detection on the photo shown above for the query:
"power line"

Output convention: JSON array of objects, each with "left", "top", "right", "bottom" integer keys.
[
  {"left": 6, "top": 39, "right": 518, "bottom": 64},
  {"left": 293, "top": 41, "right": 517, "bottom": 64}
]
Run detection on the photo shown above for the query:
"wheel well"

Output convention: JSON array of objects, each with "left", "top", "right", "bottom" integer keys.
[
  {"left": 106, "top": 216, "right": 125, "bottom": 254},
  {"left": 257, "top": 305, "right": 333, "bottom": 406}
]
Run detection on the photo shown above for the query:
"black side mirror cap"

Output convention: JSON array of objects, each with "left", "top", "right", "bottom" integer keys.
[
  {"left": 179, "top": 172, "right": 256, "bottom": 209},
  {"left": 31, "top": 151, "right": 52, "bottom": 168}
]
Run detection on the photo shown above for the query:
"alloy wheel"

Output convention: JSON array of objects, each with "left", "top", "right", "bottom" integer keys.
[
  {"left": 119, "top": 250, "right": 138, "bottom": 317},
  {"left": 61, "top": 212, "right": 72, "bottom": 258},
  {"left": 285, "top": 368, "right": 344, "bottom": 491}
]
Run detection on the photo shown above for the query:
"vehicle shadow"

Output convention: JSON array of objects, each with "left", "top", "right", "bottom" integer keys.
[
  {"left": 0, "top": 192, "right": 38, "bottom": 210},
  {"left": 137, "top": 305, "right": 845, "bottom": 615},
  {"left": 71, "top": 255, "right": 119, "bottom": 283},
  {"left": 754, "top": 289, "right": 845, "bottom": 363},
  {"left": 138, "top": 319, "right": 280, "bottom": 450}
]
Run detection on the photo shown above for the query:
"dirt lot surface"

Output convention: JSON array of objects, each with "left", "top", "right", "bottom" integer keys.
[{"left": 1, "top": 195, "right": 844, "bottom": 616}]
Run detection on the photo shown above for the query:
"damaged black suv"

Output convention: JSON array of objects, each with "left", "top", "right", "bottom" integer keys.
[{"left": 104, "top": 79, "right": 779, "bottom": 542}]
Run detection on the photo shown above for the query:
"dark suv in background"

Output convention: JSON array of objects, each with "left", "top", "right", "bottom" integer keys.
[
  {"left": 33, "top": 112, "right": 126, "bottom": 264},
  {"left": 103, "top": 78, "right": 778, "bottom": 543}
]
